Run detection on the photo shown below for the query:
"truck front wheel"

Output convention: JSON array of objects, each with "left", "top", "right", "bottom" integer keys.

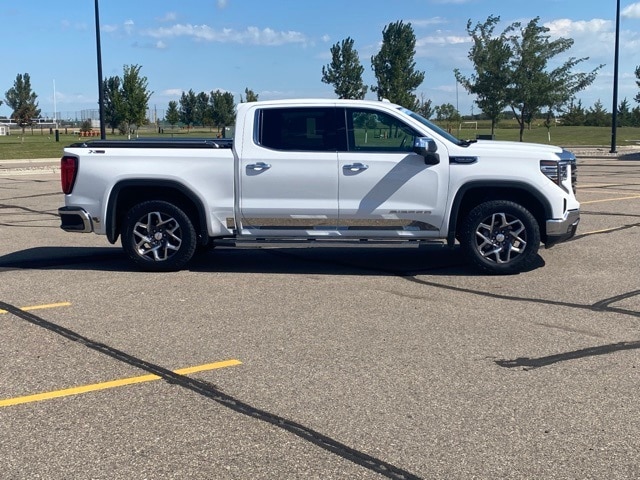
[
  {"left": 460, "top": 200, "right": 540, "bottom": 274},
  {"left": 121, "top": 200, "right": 197, "bottom": 272}
]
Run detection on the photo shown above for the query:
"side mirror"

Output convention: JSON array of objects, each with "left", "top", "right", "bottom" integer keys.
[{"left": 413, "top": 137, "right": 440, "bottom": 165}]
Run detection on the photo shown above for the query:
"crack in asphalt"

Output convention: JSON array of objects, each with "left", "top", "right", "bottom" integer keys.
[
  {"left": 494, "top": 341, "right": 640, "bottom": 370},
  {"left": 0, "top": 301, "right": 422, "bottom": 480}
]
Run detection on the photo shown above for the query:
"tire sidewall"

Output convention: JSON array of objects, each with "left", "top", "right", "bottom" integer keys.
[
  {"left": 460, "top": 200, "right": 540, "bottom": 274},
  {"left": 121, "top": 200, "right": 197, "bottom": 272}
]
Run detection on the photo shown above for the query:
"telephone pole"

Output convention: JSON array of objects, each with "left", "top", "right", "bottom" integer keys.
[
  {"left": 610, "top": 0, "right": 620, "bottom": 153},
  {"left": 95, "top": 0, "right": 106, "bottom": 140}
]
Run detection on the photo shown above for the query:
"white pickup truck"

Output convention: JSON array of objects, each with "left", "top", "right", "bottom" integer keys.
[{"left": 58, "top": 98, "right": 579, "bottom": 274}]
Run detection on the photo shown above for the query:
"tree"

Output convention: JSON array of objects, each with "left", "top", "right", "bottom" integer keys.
[
  {"left": 179, "top": 89, "right": 198, "bottom": 130},
  {"left": 585, "top": 100, "right": 609, "bottom": 127},
  {"left": 455, "top": 15, "right": 512, "bottom": 136},
  {"left": 434, "top": 103, "right": 461, "bottom": 131},
  {"left": 165, "top": 100, "right": 179, "bottom": 130},
  {"left": 505, "top": 17, "right": 601, "bottom": 141},
  {"left": 371, "top": 21, "right": 425, "bottom": 109},
  {"left": 321, "top": 37, "right": 368, "bottom": 99},
  {"left": 103, "top": 76, "right": 124, "bottom": 134},
  {"left": 241, "top": 88, "right": 259, "bottom": 103},
  {"left": 617, "top": 98, "right": 632, "bottom": 127},
  {"left": 4, "top": 73, "right": 41, "bottom": 135},
  {"left": 416, "top": 93, "right": 434, "bottom": 119},
  {"left": 632, "top": 106, "right": 640, "bottom": 127},
  {"left": 209, "top": 90, "right": 235, "bottom": 136},
  {"left": 120, "top": 64, "right": 153, "bottom": 137},
  {"left": 195, "top": 91, "right": 211, "bottom": 127},
  {"left": 561, "top": 99, "right": 586, "bottom": 126}
]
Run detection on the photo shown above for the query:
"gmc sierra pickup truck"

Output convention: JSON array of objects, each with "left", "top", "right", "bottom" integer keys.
[{"left": 58, "top": 98, "right": 579, "bottom": 274}]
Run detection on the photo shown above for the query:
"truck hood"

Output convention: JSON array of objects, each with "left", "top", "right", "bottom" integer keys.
[{"left": 462, "top": 140, "right": 567, "bottom": 159}]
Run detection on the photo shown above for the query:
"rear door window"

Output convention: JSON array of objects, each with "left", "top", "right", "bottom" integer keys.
[{"left": 258, "top": 107, "right": 339, "bottom": 152}]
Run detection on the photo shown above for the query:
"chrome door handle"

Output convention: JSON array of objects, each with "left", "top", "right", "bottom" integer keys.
[
  {"left": 343, "top": 163, "right": 369, "bottom": 172},
  {"left": 247, "top": 162, "right": 271, "bottom": 171}
]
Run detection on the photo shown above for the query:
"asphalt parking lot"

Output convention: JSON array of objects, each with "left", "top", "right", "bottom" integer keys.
[{"left": 0, "top": 153, "right": 639, "bottom": 479}]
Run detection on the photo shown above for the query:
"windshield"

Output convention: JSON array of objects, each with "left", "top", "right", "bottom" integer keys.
[{"left": 398, "top": 107, "right": 466, "bottom": 145}]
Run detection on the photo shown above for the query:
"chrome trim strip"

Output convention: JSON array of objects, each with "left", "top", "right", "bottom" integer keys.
[{"left": 239, "top": 217, "right": 439, "bottom": 231}]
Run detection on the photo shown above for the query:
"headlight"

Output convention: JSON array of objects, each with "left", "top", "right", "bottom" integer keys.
[
  {"left": 541, "top": 149, "right": 577, "bottom": 193},
  {"left": 540, "top": 160, "right": 568, "bottom": 184}
]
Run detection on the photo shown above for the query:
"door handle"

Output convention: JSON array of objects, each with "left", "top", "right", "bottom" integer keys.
[
  {"left": 247, "top": 162, "right": 271, "bottom": 171},
  {"left": 343, "top": 163, "right": 369, "bottom": 172}
]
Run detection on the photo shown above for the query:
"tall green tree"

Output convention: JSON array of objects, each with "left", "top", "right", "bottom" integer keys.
[
  {"left": 371, "top": 21, "right": 425, "bottom": 109},
  {"left": 321, "top": 37, "right": 368, "bottom": 99},
  {"left": 4, "top": 73, "right": 41, "bottom": 134},
  {"left": 165, "top": 100, "right": 179, "bottom": 130},
  {"left": 179, "top": 89, "right": 198, "bottom": 130},
  {"left": 416, "top": 93, "right": 434, "bottom": 119},
  {"left": 195, "top": 91, "right": 211, "bottom": 127},
  {"left": 120, "top": 64, "right": 153, "bottom": 137},
  {"left": 585, "top": 99, "right": 609, "bottom": 127},
  {"left": 561, "top": 99, "right": 586, "bottom": 126},
  {"left": 209, "top": 90, "right": 235, "bottom": 135},
  {"left": 103, "top": 76, "right": 124, "bottom": 134},
  {"left": 434, "top": 103, "right": 461, "bottom": 131},
  {"left": 241, "top": 88, "right": 259, "bottom": 103},
  {"left": 455, "top": 15, "right": 512, "bottom": 135},
  {"left": 617, "top": 98, "right": 632, "bottom": 127},
  {"left": 505, "top": 17, "right": 601, "bottom": 141}
]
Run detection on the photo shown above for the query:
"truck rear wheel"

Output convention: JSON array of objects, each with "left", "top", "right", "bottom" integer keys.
[
  {"left": 121, "top": 200, "right": 197, "bottom": 272},
  {"left": 460, "top": 200, "right": 540, "bottom": 274}
]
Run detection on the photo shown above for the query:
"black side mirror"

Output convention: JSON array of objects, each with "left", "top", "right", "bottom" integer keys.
[{"left": 413, "top": 137, "right": 440, "bottom": 165}]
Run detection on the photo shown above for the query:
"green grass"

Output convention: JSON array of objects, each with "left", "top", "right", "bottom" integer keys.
[
  {"left": 455, "top": 124, "right": 640, "bottom": 147},
  {"left": 2, "top": 124, "right": 639, "bottom": 160},
  {"left": 0, "top": 127, "right": 221, "bottom": 160}
]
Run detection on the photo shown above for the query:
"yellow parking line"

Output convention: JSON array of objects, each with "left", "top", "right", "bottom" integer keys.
[
  {"left": 0, "top": 302, "right": 72, "bottom": 315},
  {"left": 581, "top": 194, "right": 640, "bottom": 205},
  {"left": 0, "top": 359, "right": 242, "bottom": 408},
  {"left": 580, "top": 227, "right": 620, "bottom": 236}
]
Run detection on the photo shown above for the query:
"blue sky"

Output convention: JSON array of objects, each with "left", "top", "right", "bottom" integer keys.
[{"left": 1, "top": 0, "right": 639, "bottom": 120}]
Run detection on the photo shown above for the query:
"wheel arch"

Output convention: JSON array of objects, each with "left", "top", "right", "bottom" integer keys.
[
  {"left": 106, "top": 179, "right": 209, "bottom": 246},
  {"left": 447, "top": 181, "right": 552, "bottom": 246}
]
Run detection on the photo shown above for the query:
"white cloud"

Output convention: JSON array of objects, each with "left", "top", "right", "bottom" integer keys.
[
  {"left": 417, "top": 34, "right": 469, "bottom": 46},
  {"left": 162, "top": 89, "right": 184, "bottom": 96},
  {"left": 102, "top": 24, "right": 119, "bottom": 33},
  {"left": 622, "top": 2, "right": 640, "bottom": 18},
  {"left": 124, "top": 19, "right": 135, "bottom": 35},
  {"left": 156, "top": 12, "right": 177, "bottom": 23},
  {"left": 145, "top": 24, "right": 308, "bottom": 46},
  {"left": 408, "top": 17, "right": 448, "bottom": 28},
  {"left": 544, "top": 18, "right": 611, "bottom": 38},
  {"left": 217, "top": 0, "right": 228, "bottom": 9}
]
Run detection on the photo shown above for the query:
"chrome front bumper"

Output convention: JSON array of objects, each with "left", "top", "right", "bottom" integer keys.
[{"left": 545, "top": 209, "right": 580, "bottom": 247}]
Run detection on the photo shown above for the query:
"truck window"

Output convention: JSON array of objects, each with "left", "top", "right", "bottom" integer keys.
[
  {"left": 346, "top": 108, "right": 418, "bottom": 152},
  {"left": 258, "top": 107, "right": 338, "bottom": 152}
]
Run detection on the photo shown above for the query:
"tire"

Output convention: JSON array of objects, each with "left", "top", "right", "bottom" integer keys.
[
  {"left": 121, "top": 200, "right": 197, "bottom": 272},
  {"left": 460, "top": 200, "right": 540, "bottom": 274}
]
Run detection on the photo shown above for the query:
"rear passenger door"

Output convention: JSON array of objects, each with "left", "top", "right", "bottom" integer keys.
[{"left": 238, "top": 107, "right": 341, "bottom": 235}]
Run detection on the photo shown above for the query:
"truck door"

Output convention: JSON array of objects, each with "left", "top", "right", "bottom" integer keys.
[
  {"left": 337, "top": 107, "right": 449, "bottom": 237},
  {"left": 238, "top": 107, "right": 340, "bottom": 235}
]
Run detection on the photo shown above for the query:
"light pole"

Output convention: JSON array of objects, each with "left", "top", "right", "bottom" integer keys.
[
  {"left": 610, "top": 0, "right": 620, "bottom": 153},
  {"left": 94, "top": 0, "right": 106, "bottom": 139}
]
